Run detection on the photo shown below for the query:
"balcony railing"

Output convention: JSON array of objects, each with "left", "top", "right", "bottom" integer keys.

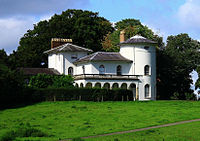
[{"left": 73, "top": 74, "right": 140, "bottom": 80}]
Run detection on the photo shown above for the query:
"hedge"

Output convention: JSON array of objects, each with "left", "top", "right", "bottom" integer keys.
[
  {"left": 0, "top": 88, "right": 133, "bottom": 109},
  {"left": 36, "top": 88, "right": 133, "bottom": 102}
]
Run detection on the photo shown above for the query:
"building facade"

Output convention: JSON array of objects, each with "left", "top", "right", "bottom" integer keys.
[{"left": 44, "top": 34, "right": 157, "bottom": 100}]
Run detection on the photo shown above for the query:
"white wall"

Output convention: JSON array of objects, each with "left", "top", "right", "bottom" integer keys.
[
  {"left": 48, "top": 43, "right": 156, "bottom": 100},
  {"left": 120, "top": 44, "right": 156, "bottom": 100},
  {"left": 48, "top": 51, "right": 88, "bottom": 75},
  {"left": 76, "top": 61, "right": 132, "bottom": 75},
  {"left": 48, "top": 53, "right": 63, "bottom": 74},
  {"left": 76, "top": 63, "right": 92, "bottom": 75},
  {"left": 91, "top": 61, "right": 132, "bottom": 75},
  {"left": 62, "top": 52, "right": 88, "bottom": 75}
]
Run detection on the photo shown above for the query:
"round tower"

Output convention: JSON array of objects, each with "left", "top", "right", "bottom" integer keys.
[{"left": 120, "top": 35, "right": 157, "bottom": 100}]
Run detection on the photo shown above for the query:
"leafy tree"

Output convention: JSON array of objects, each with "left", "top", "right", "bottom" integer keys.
[
  {"left": 102, "top": 19, "right": 163, "bottom": 52},
  {"left": 11, "top": 9, "right": 114, "bottom": 68},
  {"left": 0, "top": 49, "right": 8, "bottom": 63},
  {"left": 115, "top": 18, "right": 142, "bottom": 30},
  {"left": 0, "top": 49, "right": 10, "bottom": 68},
  {"left": 51, "top": 75, "right": 74, "bottom": 88},
  {"left": 28, "top": 74, "right": 54, "bottom": 88},
  {"left": 157, "top": 34, "right": 200, "bottom": 99},
  {"left": 28, "top": 74, "right": 73, "bottom": 88},
  {"left": 0, "top": 58, "right": 24, "bottom": 108}
]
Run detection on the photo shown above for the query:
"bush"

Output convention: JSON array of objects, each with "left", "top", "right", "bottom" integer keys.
[
  {"left": 51, "top": 75, "right": 74, "bottom": 88},
  {"left": 28, "top": 74, "right": 54, "bottom": 88},
  {"left": 28, "top": 74, "right": 74, "bottom": 88}
]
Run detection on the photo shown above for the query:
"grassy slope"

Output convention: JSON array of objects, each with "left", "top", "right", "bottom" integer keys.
[
  {"left": 85, "top": 121, "right": 200, "bottom": 141},
  {"left": 0, "top": 101, "right": 200, "bottom": 140}
]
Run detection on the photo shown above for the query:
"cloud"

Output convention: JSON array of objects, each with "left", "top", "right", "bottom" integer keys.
[
  {"left": 0, "top": 17, "right": 36, "bottom": 53},
  {"left": 177, "top": 0, "right": 200, "bottom": 30},
  {"left": 0, "top": 0, "right": 90, "bottom": 53},
  {"left": 0, "top": 0, "right": 90, "bottom": 17}
]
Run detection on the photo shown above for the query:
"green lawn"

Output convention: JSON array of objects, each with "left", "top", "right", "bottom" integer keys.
[
  {"left": 85, "top": 121, "right": 200, "bottom": 141},
  {"left": 0, "top": 101, "right": 200, "bottom": 141}
]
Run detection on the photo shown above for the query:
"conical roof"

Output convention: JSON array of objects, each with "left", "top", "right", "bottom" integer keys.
[{"left": 120, "top": 35, "right": 157, "bottom": 44}]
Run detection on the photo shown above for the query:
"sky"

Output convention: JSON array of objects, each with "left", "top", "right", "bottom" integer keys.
[{"left": 0, "top": 0, "right": 199, "bottom": 93}]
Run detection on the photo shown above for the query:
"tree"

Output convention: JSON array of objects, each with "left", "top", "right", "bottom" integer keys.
[
  {"left": 102, "top": 19, "right": 163, "bottom": 52},
  {"left": 0, "top": 58, "right": 24, "bottom": 109},
  {"left": 28, "top": 74, "right": 73, "bottom": 88},
  {"left": 115, "top": 19, "right": 142, "bottom": 30},
  {"left": 0, "top": 49, "right": 8, "bottom": 65},
  {"left": 10, "top": 9, "right": 114, "bottom": 68},
  {"left": 157, "top": 34, "right": 200, "bottom": 99}
]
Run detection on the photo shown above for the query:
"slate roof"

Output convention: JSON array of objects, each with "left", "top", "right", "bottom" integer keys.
[
  {"left": 120, "top": 35, "right": 157, "bottom": 44},
  {"left": 20, "top": 68, "right": 60, "bottom": 75},
  {"left": 73, "top": 52, "right": 132, "bottom": 64},
  {"left": 44, "top": 43, "right": 93, "bottom": 54}
]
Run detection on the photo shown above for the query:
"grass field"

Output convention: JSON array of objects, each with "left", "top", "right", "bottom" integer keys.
[
  {"left": 85, "top": 121, "right": 200, "bottom": 141},
  {"left": 0, "top": 101, "right": 200, "bottom": 140}
]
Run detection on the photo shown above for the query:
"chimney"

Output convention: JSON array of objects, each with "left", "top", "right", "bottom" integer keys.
[
  {"left": 51, "top": 38, "right": 72, "bottom": 49},
  {"left": 120, "top": 30, "right": 125, "bottom": 43}
]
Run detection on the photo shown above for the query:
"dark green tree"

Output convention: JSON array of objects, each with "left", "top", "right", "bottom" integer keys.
[
  {"left": 11, "top": 9, "right": 114, "bottom": 68},
  {"left": 0, "top": 49, "right": 8, "bottom": 65},
  {"left": 0, "top": 58, "right": 24, "bottom": 109},
  {"left": 102, "top": 19, "right": 163, "bottom": 52},
  {"left": 115, "top": 19, "right": 142, "bottom": 30},
  {"left": 28, "top": 74, "right": 74, "bottom": 88},
  {"left": 157, "top": 34, "right": 200, "bottom": 99}
]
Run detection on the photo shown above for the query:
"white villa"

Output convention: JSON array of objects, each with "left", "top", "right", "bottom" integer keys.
[{"left": 44, "top": 32, "right": 157, "bottom": 100}]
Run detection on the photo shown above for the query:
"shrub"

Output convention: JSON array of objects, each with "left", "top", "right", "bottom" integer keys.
[
  {"left": 51, "top": 75, "right": 74, "bottom": 88},
  {"left": 28, "top": 74, "right": 74, "bottom": 88},
  {"left": 28, "top": 74, "right": 54, "bottom": 88},
  {"left": 36, "top": 88, "right": 133, "bottom": 102}
]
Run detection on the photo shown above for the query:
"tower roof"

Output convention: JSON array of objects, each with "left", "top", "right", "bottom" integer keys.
[{"left": 120, "top": 35, "right": 157, "bottom": 44}]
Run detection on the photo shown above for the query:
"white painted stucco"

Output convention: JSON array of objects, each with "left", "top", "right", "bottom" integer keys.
[{"left": 47, "top": 36, "right": 157, "bottom": 101}]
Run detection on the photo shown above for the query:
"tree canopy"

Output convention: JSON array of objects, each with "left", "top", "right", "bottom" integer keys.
[
  {"left": 11, "top": 9, "right": 114, "bottom": 68},
  {"left": 102, "top": 19, "right": 163, "bottom": 52},
  {"left": 157, "top": 34, "right": 200, "bottom": 99}
]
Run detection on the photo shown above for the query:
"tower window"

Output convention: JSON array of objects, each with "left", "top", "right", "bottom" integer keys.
[
  {"left": 145, "top": 84, "right": 150, "bottom": 98},
  {"left": 144, "top": 65, "right": 150, "bottom": 75}
]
